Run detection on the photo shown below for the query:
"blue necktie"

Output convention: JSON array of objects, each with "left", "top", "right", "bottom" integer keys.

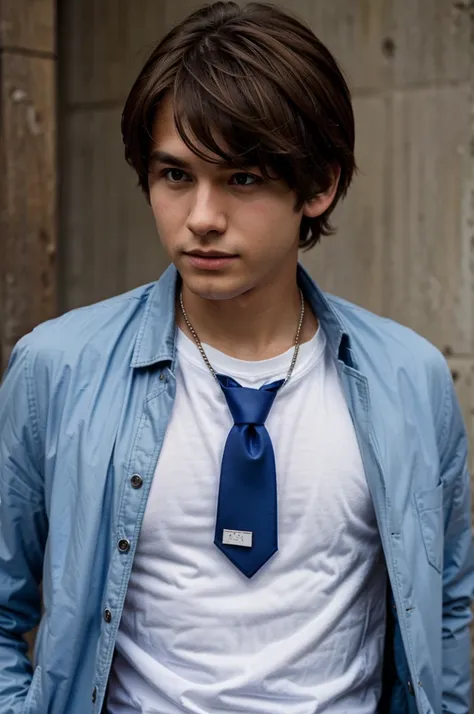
[{"left": 214, "top": 374, "right": 283, "bottom": 578}]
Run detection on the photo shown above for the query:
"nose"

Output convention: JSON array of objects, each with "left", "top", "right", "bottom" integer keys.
[{"left": 186, "top": 183, "right": 227, "bottom": 237}]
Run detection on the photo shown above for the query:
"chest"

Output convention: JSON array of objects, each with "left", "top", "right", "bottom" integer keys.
[{"left": 139, "top": 359, "right": 378, "bottom": 563}]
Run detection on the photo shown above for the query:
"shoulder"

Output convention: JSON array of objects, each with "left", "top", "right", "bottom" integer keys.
[
  {"left": 28, "top": 282, "right": 155, "bottom": 349},
  {"left": 16, "top": 282, "right": 156, "bottom": 374},
  {"left": 328, "top": 293, "right": 447, "bottom": 369},
  {"left": 326, "top": 293, "right": 452, "bottom": 417},
  {"left": 1, "top": 283, "right": 159, "bottom": 464}
]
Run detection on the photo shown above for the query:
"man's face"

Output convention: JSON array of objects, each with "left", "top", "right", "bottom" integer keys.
[{"left": 148, "top": 97, "right": 308, "bottom": 301}]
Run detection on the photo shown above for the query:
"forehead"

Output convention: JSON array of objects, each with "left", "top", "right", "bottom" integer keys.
[{"left": 151, "top": 94, "right": 230, "bottom": 165}]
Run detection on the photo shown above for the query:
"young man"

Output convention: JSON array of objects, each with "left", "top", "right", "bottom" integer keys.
[{"left": 0, "top": 2, "right": 472, "bottom": 713}]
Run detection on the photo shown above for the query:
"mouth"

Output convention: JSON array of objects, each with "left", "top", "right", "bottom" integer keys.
[
  {"left": 184, "top": 250, "right": 238, "bottom": 271},
  {"left": 186, "top": 250, "right": 236, "bottom": 258}
]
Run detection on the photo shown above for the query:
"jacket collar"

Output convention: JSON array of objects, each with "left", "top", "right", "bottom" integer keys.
[
  {"left": 131, "top": 264, "right": 178, "bottom": 369},
  {"left": 296, "top": 264, "right": 355, "bottom": 368},
  {"left": 131, "top": 263, "right": 354, "bottom": 370}
]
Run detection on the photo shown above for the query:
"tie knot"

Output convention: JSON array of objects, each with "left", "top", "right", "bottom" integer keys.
[{"left": 217, "top": 375, "right": 283, "bottom": 425}]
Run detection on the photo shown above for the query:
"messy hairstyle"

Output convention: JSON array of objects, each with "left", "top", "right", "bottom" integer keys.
[{"left": 122, "top": 1, "right": 356, "bottom": 249}]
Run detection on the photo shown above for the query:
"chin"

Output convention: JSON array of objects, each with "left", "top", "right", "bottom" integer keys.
[{"left": 180, "top": 270, "right": 253, "bottom": 302}]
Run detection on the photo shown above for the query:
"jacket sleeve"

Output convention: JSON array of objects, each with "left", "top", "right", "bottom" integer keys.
[
  {"left": 437, "top": 360, "right": 474, "bottom": 713},
  {"left": 0, "top": 337, "right": 47, "bottom": 713}
]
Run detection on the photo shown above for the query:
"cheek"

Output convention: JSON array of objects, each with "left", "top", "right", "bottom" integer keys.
[
  {"left": 240, "top": 199, "right": 300, "bottom": 249},
  {"left": 149, "top": 188, "right": 163, "bottom": 223},
  {"left": 149, "top": 190, "right": 183, "bottom": 236}
]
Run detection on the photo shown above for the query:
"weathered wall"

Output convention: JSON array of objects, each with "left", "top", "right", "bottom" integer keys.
[
  {"left": 58, "top": 0, "right": 164, "bottom": 312},
  {"left": 150, "top": 0, "right": 474, "bottom": 457},
  {"left": 300, "top": 1, "right": 474, "bottom": 466},
  {"left": 59, "top": 0, "right": 474, "bottom": 447},
  {"left": 58, "top": 0, "right": 474, "bottom": 503},
  {"left": 0, "top": 0, "right": 57, "bottom": 374}
]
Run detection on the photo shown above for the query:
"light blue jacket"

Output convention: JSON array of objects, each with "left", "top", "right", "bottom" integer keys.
[{"left": 0, "top": 265, "right": 473, "bottom": 714}]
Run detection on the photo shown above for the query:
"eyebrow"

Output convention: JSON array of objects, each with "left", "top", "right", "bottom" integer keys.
[{"left": 148, "top": 150, "right": 254, "bottom": 171}]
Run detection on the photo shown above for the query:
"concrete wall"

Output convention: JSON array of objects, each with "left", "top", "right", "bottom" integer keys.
[
  {"left": 0, "top": 0, "right": 57, "bottom": 373},
  {"left": 144, "top": 0, "right": 474, "bottom": 454},
  {"left": 58, "top": 0, "right": 164, "bottom": 311},
  {"left": 59, "top": 1, "right": 474, "bottom": 447}
]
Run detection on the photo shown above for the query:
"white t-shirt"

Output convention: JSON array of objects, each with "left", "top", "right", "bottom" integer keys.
[{"left": 108, "top": 326, "right": 386, "bottom": 714}]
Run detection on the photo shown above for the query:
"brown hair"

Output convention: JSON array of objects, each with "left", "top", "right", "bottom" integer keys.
[{"left": 122, "top": 1, "right": 356, "bottom": 249}]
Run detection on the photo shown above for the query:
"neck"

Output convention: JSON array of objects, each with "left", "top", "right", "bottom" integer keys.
[{"left": 177, "top": 272, "right": 318, "bottom": 361}]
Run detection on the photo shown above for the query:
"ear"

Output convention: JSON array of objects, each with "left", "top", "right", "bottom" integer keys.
[{"left": 302, "top": 166, "right": 341, "bottom": 219}]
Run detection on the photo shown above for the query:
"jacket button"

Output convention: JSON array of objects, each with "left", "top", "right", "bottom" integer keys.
[
  {"left": 131, "top": 473, "right": 143, "bottom": 489},
  {"left": 407, "top": 680, "right": 415, "bottom": 696},
  {"left": 118, "top": 539, "right": 130, "bottom": 553},
  {"left": 92, "top": 686, "right": 97, "bottom": 702},
  {"left": 104, "top": 608, "right": 112, "bottom": 623}
]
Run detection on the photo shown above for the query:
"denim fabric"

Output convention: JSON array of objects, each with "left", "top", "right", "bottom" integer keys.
[{"left": 0, "top": 264, "right": 472, "bottom": 714}]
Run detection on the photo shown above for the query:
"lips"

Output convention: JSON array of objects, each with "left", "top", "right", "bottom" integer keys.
[
  {"left": 184, "top": 251, "right": 238, "bottom": 270},
  {"left": 185, "top": 251, "right": 236, "bottom": 258}
]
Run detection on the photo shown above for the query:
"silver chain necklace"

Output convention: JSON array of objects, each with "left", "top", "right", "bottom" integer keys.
[{"left": 179, "top": 288, "right": 305, "bottom": 387}]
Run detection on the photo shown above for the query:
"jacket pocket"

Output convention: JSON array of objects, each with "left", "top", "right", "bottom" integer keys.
[
  {"left": 414, "top": 482, "right": 443, "bottom": 574},
  {"left": 21, "top": 665, "right": 42, "bottom": 714}
]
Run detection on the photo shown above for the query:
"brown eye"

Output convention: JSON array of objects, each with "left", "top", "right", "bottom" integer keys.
[
  {"left": 162, "top": 168, "right": 189, "bottom": 183},
  {"left": 231, "top": 173, "right": 262, "bottom": 186}
]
